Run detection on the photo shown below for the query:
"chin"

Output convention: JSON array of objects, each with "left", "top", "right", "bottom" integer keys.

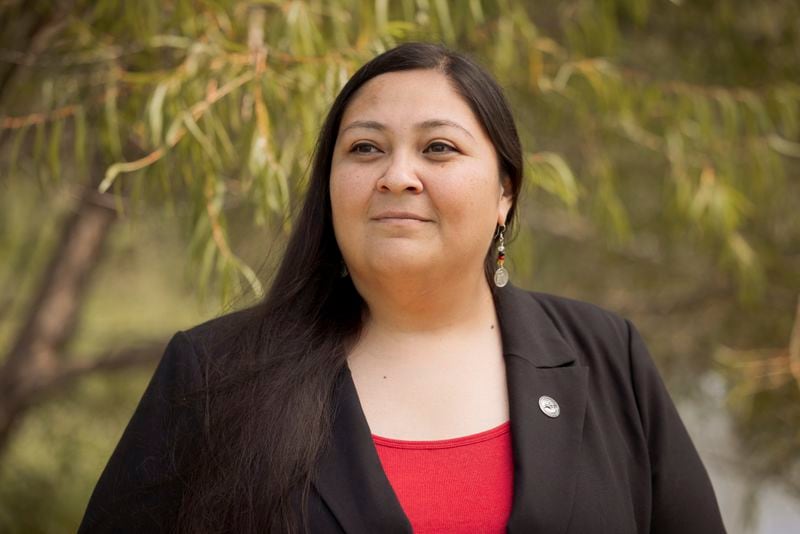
[
  {"left": 360, "top": 248, "right": 436, "bottom": 280},
  {"left": 371, "top": 255, "right": 431, "bottom": 276}
]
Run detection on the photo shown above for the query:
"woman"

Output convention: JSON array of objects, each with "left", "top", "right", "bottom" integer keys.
[{"left": 79, "top": 43, "right": 726, "bottom": 533}]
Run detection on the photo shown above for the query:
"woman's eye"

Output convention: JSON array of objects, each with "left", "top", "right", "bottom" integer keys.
[
  {"left": 424, "top": 142, "right": 456, "bottom": 154},
  {"left": 351, "top": 143, "right": 380, "bottom": 154}
]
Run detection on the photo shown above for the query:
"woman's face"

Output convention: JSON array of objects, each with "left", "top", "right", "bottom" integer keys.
[{"left": 330, "top": 69, "right": 512, "bottom": 286}]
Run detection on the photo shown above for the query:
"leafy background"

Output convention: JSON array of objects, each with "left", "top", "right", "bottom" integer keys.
[{"left": 0, "top": 0, "right": 798, "bottom": 532}]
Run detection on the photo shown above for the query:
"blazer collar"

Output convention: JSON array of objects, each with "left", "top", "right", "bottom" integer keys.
[
  {"left": 313, "top": 284, "right": 589, "bottom": 533},
  {"left": 493, "top": 283, "right": 576, "bottom": 368},
  {"left": 495, "top": 285, "right": 589, "bottom": 532}
]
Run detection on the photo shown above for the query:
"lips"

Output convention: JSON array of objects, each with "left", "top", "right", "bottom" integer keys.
[{"left": 371, "top": 210, "right": 432, "bottom": 222}]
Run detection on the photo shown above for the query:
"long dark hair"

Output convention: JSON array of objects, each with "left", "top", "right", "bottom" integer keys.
[{"left": 177, "top": 42, "right": 523, "bottom": 533}]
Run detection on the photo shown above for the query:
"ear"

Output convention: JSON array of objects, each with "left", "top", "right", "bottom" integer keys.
[{"left": 497, "top": 176, "right": 513, "bottom": 226}]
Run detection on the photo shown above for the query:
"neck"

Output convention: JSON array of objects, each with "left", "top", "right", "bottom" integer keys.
[{"left": 352, "top": 268, "right": 497, "bottom": 335}]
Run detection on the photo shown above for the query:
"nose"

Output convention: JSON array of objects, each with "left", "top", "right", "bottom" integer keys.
[{"left": 376, "top": 152, "right": 423, "bottom": 193}]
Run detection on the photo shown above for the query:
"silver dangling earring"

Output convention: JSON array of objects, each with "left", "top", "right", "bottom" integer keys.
[
  {"left": 493, "top": 225, "right": 509, "bottom": 287},
  {"left": 340, "top": 260, "right": 349, "bottom": 278}
]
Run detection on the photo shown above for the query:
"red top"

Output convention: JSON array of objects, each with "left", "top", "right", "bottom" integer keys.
[{"left": 372, "top": 421, "right": 514, "bottom": 533}]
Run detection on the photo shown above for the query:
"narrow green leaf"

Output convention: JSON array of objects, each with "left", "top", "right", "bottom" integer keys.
[
  {"left": 767, "top": 134, "right": 800, "bottom": 158},
  {"left": 74, "top": 106, "right": 87, "bottom": 175},
  {"left": 104, "top": 86, "right": 123, "bottom": 159},
  {"left": 33, "top": 122, "right": 46, "bottom": 176},
  {"left": 198, "top": 236, "right": 217, "bottom": 295},
  {"left": 433, "top": 0, "right": 455, "bottom": 42},
  {"left": 148, "top": 82, "right": 169, "bottom": 146},
  {"left": 7, "top": 125, "right": 29, "bottom": 178},
  {"left": 47, "top": 119, "right": 63, "bottom": 181},
  {"left": 527, "top": 152, "right": 580, "bottom": 208},
  {"left": 165, "top": 113, "right": 185, "bottom": 146},
  {"left": 469, "top": 0, "right": 484, "bottom": 24},
  {"left": 234, "top": 256, "right": 264, "bottom": 299},
  {"left": 206, "top": 109, "right": 237, "bottom": 164},
  {"left": 375, "top": 0, "right": 389, "bottom": 33},
  {"left": 183, "top": 113, "right": 222, "bottom": 168}
]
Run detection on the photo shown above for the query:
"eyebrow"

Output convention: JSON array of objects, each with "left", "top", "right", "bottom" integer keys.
[{"left": 340, "top": 118, "right": 475, "bottom": 140}]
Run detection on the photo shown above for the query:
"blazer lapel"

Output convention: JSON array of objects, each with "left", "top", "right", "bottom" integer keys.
[
  {"left": 313, "top": 284, "right": 588, "bottom": 533},
  {"left": 313, "top": 367, "right": 412, "bottom": 534},
  {"left": 494, "top": 284, "right": 589, "bottom": 533}
]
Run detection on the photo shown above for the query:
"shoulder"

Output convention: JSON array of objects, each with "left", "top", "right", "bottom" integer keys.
[
  {"left": 181, "top": 305, "right": 259, "bottom": 347},
  {"left": 495, "top": 285, "right": 648, "bottom": 396},
  {"left": 509, "top": 288, "right": 672, "bottom": 411},
  {"left": 151, "top": 305, "right": 262, "bottom": 392},
  {"left": 537, "top": 291, "right": 636, "bottom": 372},
  {"left": 174, "top": 304, "right": 264, "bottom": 363},
  {"left": 528, "top": 290, "right": 628, "bottom": 331},
  {"left": 506, "top": 286, "right": 633, "bottom": 355}
]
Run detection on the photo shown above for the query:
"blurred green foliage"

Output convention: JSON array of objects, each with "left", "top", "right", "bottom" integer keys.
[{"left": 1, "top": 0, "right": 798, "bottom": 531}]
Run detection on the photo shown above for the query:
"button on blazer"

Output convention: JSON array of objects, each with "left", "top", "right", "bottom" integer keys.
[{"left": 79, "top": 284, "right": 727, "bottom": 533}]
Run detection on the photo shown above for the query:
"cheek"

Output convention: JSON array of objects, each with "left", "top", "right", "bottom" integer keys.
[
  {"left": 330, "top": 167, "right": 358, "bottom": 211},
  {"left": 330, "top": 167, "right": 372, "bottom": 235},
  {"left": 435, "top": 170, "right": 502, "bottom": 230}
]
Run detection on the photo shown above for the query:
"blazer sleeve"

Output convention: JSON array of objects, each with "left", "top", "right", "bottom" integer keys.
[
  {"left": 78, "top": 331, "right": 204, "bottom": 534},
  {"left": 626, "top": 319, "right": 727, "bottom": 534}
]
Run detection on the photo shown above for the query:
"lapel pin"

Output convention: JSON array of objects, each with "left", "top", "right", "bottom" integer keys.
[{"left": 538, "top": 395, "right": 560, "bottom": 418}]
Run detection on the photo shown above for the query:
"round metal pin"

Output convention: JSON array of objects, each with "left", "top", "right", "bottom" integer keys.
[{"left": 538, "top": 395, "right": 560, "bottom": 418}]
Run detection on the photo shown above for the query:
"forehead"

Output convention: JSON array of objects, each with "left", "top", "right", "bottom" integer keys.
[{"left": 339, "top": 69, "right": 483, "bottom": 132}]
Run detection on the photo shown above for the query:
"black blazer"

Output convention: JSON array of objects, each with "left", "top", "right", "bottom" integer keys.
[{"left": 79, "top": 285, "right": 726, "bottom": 533}]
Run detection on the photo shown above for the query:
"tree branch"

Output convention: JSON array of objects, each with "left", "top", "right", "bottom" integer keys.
[
  {"left": 789, "top": 295, "right": 800, "bottom": 391},
  {"left": 0, "top": 185, "right": 116, "bottom": 455},
  {"left": 0, "top": 0, "right": 75, "bottom": 104},
  {"left": 47, "top": 340, "right": 166, "bottom": 394}
]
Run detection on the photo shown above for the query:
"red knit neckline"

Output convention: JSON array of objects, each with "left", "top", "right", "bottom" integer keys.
[{"left": 372, "top": 420, "right": 511, "bottom": 450}]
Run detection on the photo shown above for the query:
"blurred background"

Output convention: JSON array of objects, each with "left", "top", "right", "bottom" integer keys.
[{"left": 0, "top": 0, "right": 798, "bottom": 532}]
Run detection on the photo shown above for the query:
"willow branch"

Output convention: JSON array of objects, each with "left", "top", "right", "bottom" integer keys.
[
  {"left": 0, "top": 103, "right": 79, "bottom": 129},
  {"left": 97, "top": 70, "right": 255, "bottom": 193}
]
